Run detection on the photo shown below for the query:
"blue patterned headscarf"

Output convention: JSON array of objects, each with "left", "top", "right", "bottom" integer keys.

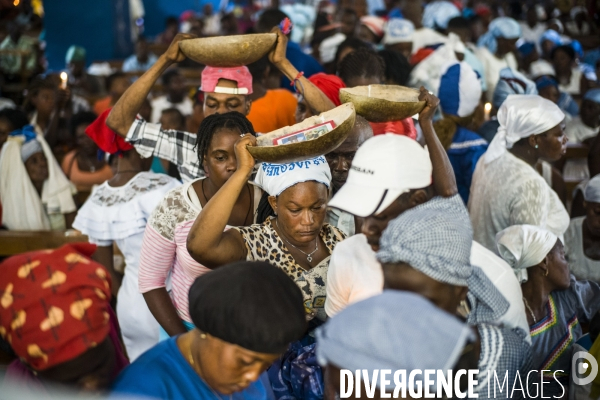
[
  {"left": 539, "top": 29, "right": 563, "bottom": 49},
  {"left": 422, "top": 1, "right": 460, "bottom": 30},
  {"left": 316, "top": 291, "right": 474, "bottom": 382},
  {"left": 492, "top": 68, "right": 538, "bottom": 109},
  {"left": 477, "top": 17, "right": 521, "bottom": 54},
  {"left": 377, "top": 195, "right": 510, "bottom": 325}
]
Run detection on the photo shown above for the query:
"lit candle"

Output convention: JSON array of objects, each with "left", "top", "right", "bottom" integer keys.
[
  {"left": 60, "top": 72, "right": 68, "bottom": 89},
  {"left": 484, "top": 102, "right": 492, "bottom": 121}
]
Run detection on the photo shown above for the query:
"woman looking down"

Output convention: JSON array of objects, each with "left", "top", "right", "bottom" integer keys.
[{"left": 186, "top": 139, "right": 345, "bottom": 321}]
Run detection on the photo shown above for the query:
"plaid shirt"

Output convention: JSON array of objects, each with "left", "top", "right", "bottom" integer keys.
[{"left": 126, "top": 118, "right": 203, "bottom": 182}]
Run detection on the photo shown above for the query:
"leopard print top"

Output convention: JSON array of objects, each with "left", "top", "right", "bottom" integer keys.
[{"left": 233, "top": 217, "right": 346, "bottom": 321}]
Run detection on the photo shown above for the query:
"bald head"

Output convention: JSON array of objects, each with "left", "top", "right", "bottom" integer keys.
[{"left": 325, "top": 115, "right": 373, "bottom": 193}]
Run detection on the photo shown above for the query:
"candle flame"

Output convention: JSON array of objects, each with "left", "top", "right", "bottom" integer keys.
[
  {"left": 13, "top": 0, "right": 19, "bottom": 6},
  {"left": 60, "top": 72, "right": 68, "bottom": 81},
  {"left": 484, "top": 102, "right": 492, "bottom": 112}
]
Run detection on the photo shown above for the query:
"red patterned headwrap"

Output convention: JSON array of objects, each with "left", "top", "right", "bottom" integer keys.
[
  {"left": 0, "top": 243, "right": 112, "bottom": 371},
  {"left": 308, "top": 73, "right": 346, "bottom": 107},
  {"left": 85, "top": 108, "right": 134, "bottom": 154}
]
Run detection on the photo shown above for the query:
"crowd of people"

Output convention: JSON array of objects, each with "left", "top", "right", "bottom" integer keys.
[{"left": 1, "top": 0, "right": 600, "bottom": 399}]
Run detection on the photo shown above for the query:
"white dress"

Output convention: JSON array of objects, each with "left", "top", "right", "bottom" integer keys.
[
  {"left": 564, "top": 217, "right": 600, "bottom": 282},
  {"left": 73, "top": 172, "right": 180, "bottom": 360},
  {"left": 469, "top": 152, "right": 570, "bottom": 252}
]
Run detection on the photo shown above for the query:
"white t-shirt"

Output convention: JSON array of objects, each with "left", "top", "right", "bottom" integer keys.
[
  {"left": 151, "top": 96, "right": 194, "bottom": 124},
  {"left": 326, "top": 234, "right": 531, "bottom": 341}
]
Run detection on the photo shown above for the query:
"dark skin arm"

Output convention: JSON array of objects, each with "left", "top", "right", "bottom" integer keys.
[
  {"left": 417, "top": 87, "right": 458, "bottom": 197},
  {"left": 64, "top": 211, "right": 76, "bottom": 230},
  {"left": 269, "top": 27, "right": 336, "bottom": 114},
  {"left": 91, "top": 245, "right": 122, "bottom": 299},
  {"left": 143, "top": 289, "right": 187, "bottom": 336},
  {"left": 106, "top": 33, "right": 196, "bottom": 137},
  {"left": 186, "top": 136, "right": 256, "bottom": 268}
]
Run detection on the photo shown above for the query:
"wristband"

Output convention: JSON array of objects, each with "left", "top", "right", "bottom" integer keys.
[{"left": 289, "top": 71, "right": 304, "bottom": 87}]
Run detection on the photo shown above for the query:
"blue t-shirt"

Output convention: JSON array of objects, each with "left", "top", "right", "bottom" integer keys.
[
  {"left": 110, "top": 336, "right": 272, "bottom": 400},
  {"left": 447, "top": 126, "right": 488, "bottom": 205}
]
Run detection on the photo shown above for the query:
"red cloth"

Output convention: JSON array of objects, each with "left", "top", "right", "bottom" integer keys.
[
  {"left": 86, "top": 108, "right": 133, "bottom": 154},
  {"left": 0, "top": 243, "right": 112, "bottom": 371},
  {"left": 369, "top": 118, "right": 417, "bottom": 140},
  {"left": 308, "top": 73, "right": 346, "bottom": 106},
  {"left": 410, "top": 48, "right": 435, "bottom": 66}
]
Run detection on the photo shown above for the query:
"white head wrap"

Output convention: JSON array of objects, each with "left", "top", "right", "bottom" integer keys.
[
  {"left": 254, "top": 156, "right": 331, "bottom": 196},
  {"left": 383, "top": 18, "right": 415, "bottom": 45},
  {"left": 584, "top": 175, "right": 600, "bottom": 203},
  {"left": 484, "top": 94, "right": 565, "bottom": 164},
  {"left": 0, "top": 134, "right": 76, "bottom": 230},
  {"left": 496, "top": 225, "right": 558, "bottom": 283},
  {"left": 20, "top": 139, "right": 43, "bottom": 163}
]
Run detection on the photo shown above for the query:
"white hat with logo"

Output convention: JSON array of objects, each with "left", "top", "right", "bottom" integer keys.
[{"left": 328, "top": 134, "right": 432, "bottom": 217}]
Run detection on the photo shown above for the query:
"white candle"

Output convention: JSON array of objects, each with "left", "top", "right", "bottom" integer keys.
[
  {"left": 60, "top": 72, "right": 68, "bottom": 89},
  {"left": 484, "top": 102, "right": 492, "bottom": 121}
]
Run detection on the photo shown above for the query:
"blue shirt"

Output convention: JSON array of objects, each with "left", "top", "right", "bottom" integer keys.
[
  {"left": 281, "top": 41, "right": 323, "bottom": 91},
  {"left": 447, "top": 126, "right": 488, "bottom": 204},
  {"left": 111, "top": 336, "right": 272, "bottom": 400},
  {"left": 122, "top": 53, "right": 158, "bottom": 72}
]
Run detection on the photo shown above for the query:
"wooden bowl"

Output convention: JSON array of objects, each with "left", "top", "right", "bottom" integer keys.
[
  {"left": 178, "top": 34, "right": 277, "bottom": 67},
  {"left": 339, "top": 85, "right": 426, "bottom": 122},
  {"left": 249, "top": 103, "right": 356, "bottom": 163}
]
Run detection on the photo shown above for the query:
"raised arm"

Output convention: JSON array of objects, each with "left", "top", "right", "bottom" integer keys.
[
  {"left": 269, "top": 27, "right": 336, "bottom": 114},
  {"left": 186, "top": 135, "right": 256, "bottom": 267},
  {"left": 417, "top": 87, "right": 458, "bottom": 198},
  {"left": 106, "top": 33, "right": 195, "bottom": 137}
]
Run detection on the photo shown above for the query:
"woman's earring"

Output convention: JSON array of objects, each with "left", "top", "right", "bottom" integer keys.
[
  {"left": 457, "top": 299, "right": 471, "bottom": 318},
  {"left": 535, "top": 144, "right": 539, "bottom": 149},
  {"left": 200, "top": 333, "right": 207, "bottom": 339},
  {"left": 544, "top": 268, "right": 549, "bottom": 277}
]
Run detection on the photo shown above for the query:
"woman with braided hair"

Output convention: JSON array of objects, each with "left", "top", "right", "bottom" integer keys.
[{"left": 138, "top": 111, "right": 262, "bottom": 339}]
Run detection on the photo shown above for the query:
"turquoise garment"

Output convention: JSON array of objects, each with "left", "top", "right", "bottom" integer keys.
[
  {"left": 151, "top": 157, "right": 167, "bottom": 174},
  {"left": 159, "top": 320, "right": 195, "bottom": 341},
  {"left": 111, "top": 336, "right": 274, "bottom": 400}
]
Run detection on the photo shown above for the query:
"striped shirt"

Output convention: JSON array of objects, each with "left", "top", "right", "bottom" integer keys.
[{"left": 138, "top": 179, "right": 210, "bottom": 323}]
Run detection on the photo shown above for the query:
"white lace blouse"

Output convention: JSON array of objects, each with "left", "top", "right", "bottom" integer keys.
[
  {"left": 469, "top": 152, "right": 570, "bottom": 252},
  {"left": 73, "top": 172, "right": 180, "bottom": 271}
]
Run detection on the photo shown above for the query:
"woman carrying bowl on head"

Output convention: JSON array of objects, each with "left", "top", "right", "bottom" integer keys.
[{"left": 186, "top": 136, "right": 346, "bottom": 399}]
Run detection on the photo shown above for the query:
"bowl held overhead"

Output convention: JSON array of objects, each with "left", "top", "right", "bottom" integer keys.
[
  {"left": 178, "top": 34, "right": 277, "bottom": 67},
  {"left": 339, "top": 85, "right": 426, "bottom": 122},
  {"left": 248, "top": 103, "right": 356, "bottom": 163}
]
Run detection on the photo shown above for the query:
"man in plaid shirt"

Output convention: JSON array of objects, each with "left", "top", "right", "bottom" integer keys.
[{"left": 107, "top": 29, "right": 335, "bottom": 182}]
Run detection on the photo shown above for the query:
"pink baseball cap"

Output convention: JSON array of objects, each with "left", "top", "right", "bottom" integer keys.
[{"left": 200, "top": 66, "right": 253, "bottom": 95}]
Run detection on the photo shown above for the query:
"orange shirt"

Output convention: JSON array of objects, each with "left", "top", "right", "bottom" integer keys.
[
  {"left": 61, "top": 150, "right": 113, "bottom": 192},
  {"left": 247, "top": 89, "right": 298, "bottom": 134},
  {"left": 93, "top": 96, "right": 112, "bottom": 116}
]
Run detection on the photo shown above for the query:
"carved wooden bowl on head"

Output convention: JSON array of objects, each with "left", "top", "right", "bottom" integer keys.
[{"left": 248, "top": 103, "right": 356, "bottom": 163}]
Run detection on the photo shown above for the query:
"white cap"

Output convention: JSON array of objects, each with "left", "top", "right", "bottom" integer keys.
[
  {"left": 529, "top": 60, "right": 556, "bottom": 80},
  {"left": 328, "top": 134, "right": 432, "bottom": 217}
]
